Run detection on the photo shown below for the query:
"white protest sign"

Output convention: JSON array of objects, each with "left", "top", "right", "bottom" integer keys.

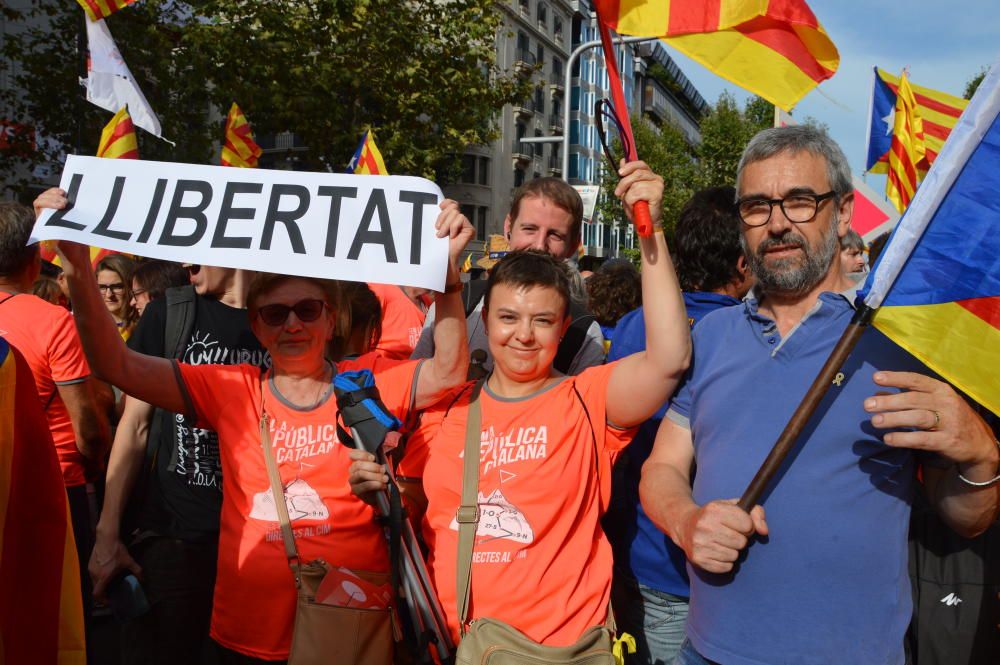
[
  {"left": 573, "top": 185, "right": 600, "bottom": 222},
  {"left": 31, "top": 155, "right": 449, "bottom": 290}
]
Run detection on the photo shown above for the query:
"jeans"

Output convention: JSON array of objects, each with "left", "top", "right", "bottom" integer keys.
[
  {"left": 120, "top": 535, "right": 218, "bottom": 665},
  {"left": 611, "top": 572, "right": 689, "bottom": 665},
  {"left": 673, "top": 639, "right": 720, "bottom": 665}
]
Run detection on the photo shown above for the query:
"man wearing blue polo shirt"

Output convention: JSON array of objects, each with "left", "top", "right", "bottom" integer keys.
[
  {"left": 603, "top": 186, "right": 753, "bottom": 664},
  {"left": 641, "top": 125, "right": 1000, "bottom": 665}
]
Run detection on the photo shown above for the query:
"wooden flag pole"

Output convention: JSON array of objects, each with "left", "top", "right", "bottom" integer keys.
[{"left": 738, "top": 305, "right": 875, "bottom": 511}]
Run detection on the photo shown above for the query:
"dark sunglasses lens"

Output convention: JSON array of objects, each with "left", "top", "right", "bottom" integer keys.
[
  {"left": 186, "top": 265, "right": 201, "bottom": 275},
  {"left": 258, "top": 304, "right": 291, "bottom": 326},
  {"left": 293, "top": 300, "right": 325, "bottom": 322}
]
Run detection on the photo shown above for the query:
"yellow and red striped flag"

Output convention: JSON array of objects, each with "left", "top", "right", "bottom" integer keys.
[
  {"left": 221, "top": 103, "right": 262, "bottom": 168},
  {"left": 885, "top": 73, "right": 926, "bottom": 213},
  {"left": 866, "top": 68, "right": 968, "bottom": 176},
  {"left": 0, "top": 340, "right": 86, "bottom": 665},
  {"left": 594, "top": 0, "right": 839, "bottom": 111},
  {"left": 76, "top": 0, "right": 136, "bottom": 22},
  {"left": 348, "top": 130, "right": 388, "bottom": 175},
  {"left": 96, "top": 106, "right": 139, "bottom": 160}
]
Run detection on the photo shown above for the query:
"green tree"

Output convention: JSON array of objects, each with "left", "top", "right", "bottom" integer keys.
[
  {"left": 964, "top": 67, "right": 987, "bottom": 100},
  {"left": 697, "top": 92, "right": 772, "bottom": 189},
  {"left": 0, "top": 0, "right": 531, "bottom": 189}
]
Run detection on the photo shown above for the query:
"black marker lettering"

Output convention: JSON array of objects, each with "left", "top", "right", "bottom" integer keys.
[
  {"left": 212, "top": 182, "right": 262, "bottom": 249},
  {"left": 136, "top": 179, "right": 168, "bottom": 243},
  {"left": 159, "top": 180, "right": 212, "bottom": 247},
  {"left": 91, "top": 176, "right": 131, "bottom": 241},
  {"left": 260, "top": 184, "right": 308, "bottom": 254},
  {"left": 44, "top": 173, "right": 86, "bottom": 231},
  {"left": 316, "top": 186, "right": 357, "bottom": 258},
  {"left": 398, "top": 191, "right": 436, "bottom": 265},
  {"left": 347, "top": 189, "right": 397, "bottom": 263}
]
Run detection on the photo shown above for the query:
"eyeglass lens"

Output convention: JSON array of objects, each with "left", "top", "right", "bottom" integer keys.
[
  {"left": 257, "top": 299, "right": 326, "bottom": 326},
  {"left": 738, "top": 194, "right": 830, "bottom": 227},
  {"left": 98, "top": 283, "right": 125, "bottom": 293}
]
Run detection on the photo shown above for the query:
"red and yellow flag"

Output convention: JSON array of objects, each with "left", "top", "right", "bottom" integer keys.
[
  {"left": 348, "top": 130, "right": 388, "bottom": 175},
  {"left": 0, "top": 340, "right": 86, "bottom": 665},
  {"left": 76, "top": 0, "right": 136, "bottom": 22},
  {"left": 594, "top": 0, "right": 839, "bottom": 111},
  {"left": 96, "top": 106, "right": 139, "bottom": 160},
  {"left": 886, "top": 73, "right": 925, "bottom": 213},
  {"left": 221, "top": 103, "right": 262, "bottom": 168}
]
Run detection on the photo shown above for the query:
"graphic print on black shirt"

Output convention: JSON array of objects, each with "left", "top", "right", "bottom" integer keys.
[{"left": 128, "top": 294, "right": 270, "bottom": 540}]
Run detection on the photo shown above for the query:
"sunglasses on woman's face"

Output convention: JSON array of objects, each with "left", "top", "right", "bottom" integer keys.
[{"left": 256, "top": 299, "right": 327, "bottom": 327}]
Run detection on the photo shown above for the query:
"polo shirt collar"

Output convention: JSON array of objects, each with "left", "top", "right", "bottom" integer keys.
[{"left": 743, "top": 291, "right": 853, "bottom": 357}]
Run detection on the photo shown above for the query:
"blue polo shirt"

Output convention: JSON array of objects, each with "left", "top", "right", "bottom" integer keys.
[
  {"left": 604, "top": 292, "right": 741, "bottom": 597},
  {"left": 669, "top": 292, "right": 925, "bottom": 665}
]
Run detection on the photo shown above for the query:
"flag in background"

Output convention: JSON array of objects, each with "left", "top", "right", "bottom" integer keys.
[
  {"left": 96, "top": 106, "right": 139, "bottom": 159},
  {"left": 0, "top": 340, "right": 86, "bottom": 665},
  {"left": 39, "top": 245, "right": 115, "bottom": 270},
  {"left": 593, "top": 0, "right": 839, "bottom": 111},
  {"left": 885, "top": 73, "right": 926, "bottom": 213},
  {"left": 348, "top": 130, "right": 388, "bottom": 175},
  {"left": 865, "top": 67, "right": 968, "bottom": 175},
  {"left": 76, "top": 0, "right": 136, "bottom": 22},
  {"left": 461, "top": 253, "right": 473, "bottom": 273},
  {"left": 859, "top": 58, "right": 1000, "bottom": 415},
  {"left": 84, "top": 18, "right": 162, "bottom": 139},
  {"left": 220, "top": 103, "right": 262, "bottom": 168}
]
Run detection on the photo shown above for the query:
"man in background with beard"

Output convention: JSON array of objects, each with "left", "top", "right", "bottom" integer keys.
[{"left": 640, "top": 125, "right": 999, "bottom": 665}]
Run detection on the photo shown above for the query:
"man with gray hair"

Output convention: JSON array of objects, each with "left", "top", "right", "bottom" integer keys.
[{"left": 641, "top": 126, "right": 999, "bottom": 664}]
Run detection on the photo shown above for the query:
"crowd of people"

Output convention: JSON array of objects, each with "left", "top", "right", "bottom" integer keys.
[{"left": 1, "top": 124, "right": 997, "bottom": 665}]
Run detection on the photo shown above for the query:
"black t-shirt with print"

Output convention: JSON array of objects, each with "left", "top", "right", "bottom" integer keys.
[{"left": 127, "top": 294, "right": 270, "bottom": 541}]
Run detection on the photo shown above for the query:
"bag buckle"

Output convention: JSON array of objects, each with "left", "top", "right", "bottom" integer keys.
[{"left": 455, "top": 505, "right": 479, "bottom": 524}]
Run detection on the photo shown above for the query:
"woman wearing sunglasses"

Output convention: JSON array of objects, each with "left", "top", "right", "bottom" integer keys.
[
  {"left": 38, "top": 187, "right": 474, "bottom": 664},
  {"left": 351, "top": 162, "right": 691, "bottom": 654}
]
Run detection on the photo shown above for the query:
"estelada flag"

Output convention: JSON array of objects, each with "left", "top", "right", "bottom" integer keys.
[
  {"left": 866, "top": 67, "right": 968, "bottom": 176},
  {"left": 39, "top": 244, "right": 116, "bottom": 270},
  {"left": 97, "top": 106, "right": 139, "bottom": 160},
  {"left": 348, "top": 130, "right": 388, "bottom": 175},
  {"left": 221, "top": 103, "right": 262, "bottom": 168},
  {"left": 76, "top": 0, "right": 136, "bottom": 22},
  {"left": 0, "top": 339, "right": 86, "bottom": 664},
  {"left": 593, "top": 0, "right": 839, "bottom": 111},
  {"left": 885, "top": 73, "right": 926, "bottom": 213},
  {"left": 859, "top": 57, "right": 1000, "bottom": 415}
]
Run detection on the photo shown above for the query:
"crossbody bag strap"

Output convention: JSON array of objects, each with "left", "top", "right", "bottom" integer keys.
[
  {"left": 456, "top": 379, "right": 485, "bottom": 637},
  {"left": 258, "top": 383, "right": 301, "bottom": 581}
]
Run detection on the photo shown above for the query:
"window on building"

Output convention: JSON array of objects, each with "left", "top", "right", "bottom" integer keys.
[
  {"left": 569, "top": 154, "right": 579, "bottom": 179},
  {"left": 459, "top": 203, "right": 475, "bottom": 227},
  {"left": 537, "top": 3, "right": 547, "bottom": 29},
  {"left": 534, "top": 87, "right": 545, "bottom": 115},
  {"left": 518, "top": 0, "right": 529, "bottom": 15},
  {"left": 517, "top": 31, "right": 529, "bottom": 54},
  {"left": 570, "top": 87, "right": 580, "bottom": 111},
  {"left": 533, "top": 129, "right": 543, "bottom": 157},
  {"left": 570, "top": 120, "right": 580, "bottom": 145},
  {"left": 460, "top": 154, "right": 476, "bottom": 184},
  {"left": 477, "top": 156, "right": 489, "bottom": 185},
  {"left": 552, "top": 57, "right": 563, "bottom": 80},
  {"left": 514, "top": 168, "right": 526, "bottom": 188},
  {"left": 554, "top": 15, "right": 563, "bottom": 41},
  {"left": 536, "top": 43, "right": 544, "bottom": 66},
  {"left": 476, "top": 207, "right": 489, "bottom": 240}
]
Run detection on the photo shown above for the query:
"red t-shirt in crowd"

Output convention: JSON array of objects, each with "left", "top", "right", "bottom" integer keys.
[
  {"left": 369, "top": 283, "right": 426, "bottom": 360},
  {"left": 178, "top": 354, "right": 421, "bottom": 660},
  {"left": 420, "top": 362, "right": 634, "bottom": 646},
  {"left": 0, "top": 293, "right": 91, "bottom": 487}
]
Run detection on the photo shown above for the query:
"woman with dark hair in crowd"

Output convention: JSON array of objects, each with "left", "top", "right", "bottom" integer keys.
[
  {"left": 130, "top": 260, "right": 189, "bottom": 316},
  {"left": 340, "top": 281, "right": 383, "bottom": 359},
  {"left": 586, "top": 259, "right": 642, "bottom": 350},
  {"left": 38, "top": 184, "right": 475, "bottom": 664},
  {"left": 96, "top": 254, "right": 139, "bottom": 340},
  {"left": 350, "top": 163, "right": 690, "bottom": 654}
]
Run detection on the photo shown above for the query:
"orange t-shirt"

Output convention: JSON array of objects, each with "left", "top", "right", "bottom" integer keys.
[
  {"left": 420, "top": 362, "right": 634, "bottom": 646},
  {"left": 178, "top": 355, "right": 421, "bottom": 660},
  {"left": 369, "top": 283, "right": 426, "bottom": 360},
  {"left": 0, "top": 293, "right": 91, "bottom": 486}
]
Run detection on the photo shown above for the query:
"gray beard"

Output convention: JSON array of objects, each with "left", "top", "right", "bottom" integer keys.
[{"left": 743, "top": 220, "right": 840, "bottom": 297}]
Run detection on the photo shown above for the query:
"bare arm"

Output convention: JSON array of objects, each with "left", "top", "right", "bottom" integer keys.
[
  {"left": 89, "top": 396, "right": 152, "bottom": 599},
  {"left": 641, "top": 416, "right": 767, "bottom": 574},
  {"left": 606, "top": 162, "right": 691, "bottom": 427},
  {"left": 413, "top": 201, "right": 473, "bottom": 410},
  {"left": 58, "top": 379, "right": 111, "bottom": 461},
  {"left": 867, "top": 371, "right": 1000, "bottom": 537}
]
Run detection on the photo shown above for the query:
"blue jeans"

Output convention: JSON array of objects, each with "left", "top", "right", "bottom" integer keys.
[
  {"left": 672, "top": 639, "right": 719, "bottom": 665},
  {"left": 611, "top": 573, "right": 689, "bottom": 665}
]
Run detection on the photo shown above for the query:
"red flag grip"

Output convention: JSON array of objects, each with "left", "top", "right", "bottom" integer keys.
[{"left": 633, "top": 200, "right": 654, "bottom": 237}]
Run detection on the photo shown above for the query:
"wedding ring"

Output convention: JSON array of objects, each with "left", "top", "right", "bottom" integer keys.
[{"left": 929, "top": 409, "right": 941, "bottom": 431}]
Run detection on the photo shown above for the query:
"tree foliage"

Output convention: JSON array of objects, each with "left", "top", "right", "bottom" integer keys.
[
  {"left": 0, "top": 0, "right": 531, "bottom": 190},
  {"left": 964, "top": 67, "right": 987, "bottom": 100}
]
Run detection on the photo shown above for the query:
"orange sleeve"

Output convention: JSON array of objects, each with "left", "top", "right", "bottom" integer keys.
[
  {"left": 572, "top": 361, "right": 637, "bottom": 454},
  {"left": 47, "top": 308, "right": 90, "bottom": 384},
  {"left": 176, "top": 362, "right": 257, "bottom": 431}
]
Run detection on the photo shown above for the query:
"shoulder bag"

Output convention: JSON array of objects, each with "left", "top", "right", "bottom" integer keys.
[
  {"left": 453, "top": 380, "right": 620, "bottom": 665},
  {"left": 259, "top": 408, "right": 396, "bottom": 665}
]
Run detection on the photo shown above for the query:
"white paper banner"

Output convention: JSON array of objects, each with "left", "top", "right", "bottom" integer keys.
[{"left": 31, "top": 156, "right": 449, "bottom": 290}]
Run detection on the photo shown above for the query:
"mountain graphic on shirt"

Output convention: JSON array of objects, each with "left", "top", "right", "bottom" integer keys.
[
  {"left": 449, "top": 488, "right": 534, "bottom": 544},
  {"left": 250, "top": 478, "right": 330, "bottom": 522}
]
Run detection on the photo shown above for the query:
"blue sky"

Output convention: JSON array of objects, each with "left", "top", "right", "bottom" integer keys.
[{"left": 662, "top": 1, "right": 998, "bottom": 187}]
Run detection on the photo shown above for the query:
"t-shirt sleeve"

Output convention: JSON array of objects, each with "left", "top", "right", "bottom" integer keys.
[
  {"left": 127, "top": 297, "right": 167, "bottom": 355},
  {"left": 47, "top": 307, "right": 90, "bottom": 385},
  {"left": 176, "top": 362, "right": 255, "bottom": 431},
  {"left": 572, "top": 361, "right": 637, "bottom": 453},
  {"left": 346, "top": 354, "right": 423, "bottom": 425}
]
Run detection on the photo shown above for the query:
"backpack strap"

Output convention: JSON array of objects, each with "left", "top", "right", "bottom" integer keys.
[
  {"left": 455, "top": 379, "right": 485, "bottom": 636},
  {"left": 554, "top": 303, "right": 596, "bottom": 374},
  {"left": 164, "top": 286, "right": 197, "bottom": 360}
]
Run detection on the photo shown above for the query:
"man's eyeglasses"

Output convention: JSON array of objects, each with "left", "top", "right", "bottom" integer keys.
[
  {"left": 98, "top": 283, "right": 126, "bottom": 294},
  {"left": 737, "top": 191, "right": 837, "bottom": 227},
  {"left": 256, "top": 299, "right": 327, "bottom": 327}
]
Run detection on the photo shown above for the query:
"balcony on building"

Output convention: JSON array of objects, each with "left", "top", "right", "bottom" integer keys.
[
  {"left": 513, "top": 48, "right": 537, "bottom": 75},
  {"left": 511, "top": 138, "right": 532, "bottom": 164},
  {"left": 513, "top": 97, "right": 536, "bottom": 118},
  {"left": 548, "top": 153, "right": 562, "bottom": 176},
  {"left": 549, "top": 113, "right": 563, "bottom": 134},
  {"left": 549, "top": 69, "right": 565, "bottom": 94}
]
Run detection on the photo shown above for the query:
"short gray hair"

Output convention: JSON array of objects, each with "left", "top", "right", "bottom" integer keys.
[
  {"left": 840, "top": 228, "right": 864, "bottom": 251},
  {"left": 0, "top": 201, "right": 38, "bottom": 277},
  {"left": 736, "top": 125, "right": 853, "bottom": 200}
]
